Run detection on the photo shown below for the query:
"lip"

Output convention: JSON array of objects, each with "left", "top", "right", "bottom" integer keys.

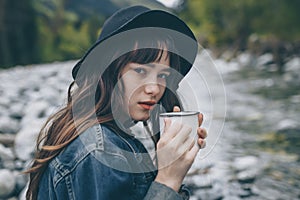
[{"left": 138, "top": 100, "right": 156, "bottom": 110}]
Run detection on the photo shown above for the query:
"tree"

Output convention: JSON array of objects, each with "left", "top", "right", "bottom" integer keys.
[
  {"left": 0, "top": 0, "right": 38, "bottom": 67},
  {"left": 180, "top": 0, "right": 300, "bottom": 72}
]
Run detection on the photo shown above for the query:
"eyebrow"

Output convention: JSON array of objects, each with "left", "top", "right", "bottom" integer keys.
[{"left": 144, "top": 63, "right": 171, "bottom": 72}]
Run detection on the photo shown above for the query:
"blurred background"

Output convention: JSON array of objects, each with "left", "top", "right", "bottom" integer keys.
[
  {"left": 1, "top": 0, "right": 299, "bottom": 69},
  {"left": 0, "top": 0, "right": 299, "bottom": 199}
]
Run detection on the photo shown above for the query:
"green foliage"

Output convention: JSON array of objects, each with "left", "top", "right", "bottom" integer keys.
[
  {"left": 180, "top": 0, "right": 300, "bottom": 49},
  {"left": 36, "top": 18, "right": 93, "bottom": 62},
  {"left": 33, "top": 0, "right": 98, "bottom": 63},
  {"left": 57, "top": 22, "right": 92, "bottom": 59},
  {"left": 1, "top": 0, "right": 299, "bottom": 68}
]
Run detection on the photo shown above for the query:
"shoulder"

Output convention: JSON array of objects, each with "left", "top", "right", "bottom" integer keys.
[{"left": 49, "top": 124, "right": 135, "bottom": 180}]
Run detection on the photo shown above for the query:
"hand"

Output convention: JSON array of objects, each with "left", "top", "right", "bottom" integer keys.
[{"left": 155, "top": 106, "right": 207, "bottom": 192}]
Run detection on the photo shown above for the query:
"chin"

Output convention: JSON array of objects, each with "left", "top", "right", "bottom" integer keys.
[{"left": 131, "top": 112, "right": 150, "bottom": 122}]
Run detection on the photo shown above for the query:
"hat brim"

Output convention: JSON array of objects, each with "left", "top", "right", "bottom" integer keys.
[{"left": 72, "top": 9, "right": 198, "bottom": 81}]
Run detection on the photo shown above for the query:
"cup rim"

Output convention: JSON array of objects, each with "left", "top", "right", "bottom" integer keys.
[{"left": 159, "top": 111, "right": 199, "bottom": 117}]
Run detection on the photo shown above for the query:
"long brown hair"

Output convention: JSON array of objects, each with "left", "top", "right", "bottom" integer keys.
[{"left": 25, "top": 38, "right": 183, "bottom": 200}]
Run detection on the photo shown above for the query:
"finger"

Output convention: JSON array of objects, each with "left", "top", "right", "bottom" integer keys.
[
  {"left": 198, "top": 113, "right": 204, "bottom": 126},
  {"left": 198, "top": 138, "right": 206, "bottom": 149},
  {"left": 162, "top": 119, "right": 182, "bottom": 140},
  {"left": 172, "top": 124, "right": 192, "bottom": 148},
  {"left": 177, "top": 132, "right": 195, "bottom": 157},
  {"left": 173, "top": 106, "right": 181, "bottom": 112},
  {"left": 185, "top": 141, "right": 200, "bottom": 162},
  {"left": 163, "top": 117, "right": 172, "bottom": 133},
  {"left": 197, "top": 127, "right": 207, "bottom": 139}
]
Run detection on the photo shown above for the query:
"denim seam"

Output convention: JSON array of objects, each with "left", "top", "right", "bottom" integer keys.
[
  {"left": 65, "top": 175, "right": 75, "bottom": 200},
  {"left": 94, "top": 124, "right": 104, "bottom": 150}
]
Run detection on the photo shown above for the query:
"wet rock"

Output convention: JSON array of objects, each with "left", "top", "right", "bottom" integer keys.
[
  {"left": 285, "top": 57, "right": 300, "bottom": 72},
  {"left": 22, "top": 100, "right": 49, "bottom": 123},
  {"left": 256, "top": 53, "right": 273, "bottom": 67},
  {"left": 290, "top": 95, "right": 300, "bottom": 104},
  {"left": 233, "top": 156, "right": 259, "bottom": 171},
  {"left": 39, "top": 86, "right": 61, "bottom": 106},
  {"left": 13, "top": 171, "right": 28, "bottom": 195},
  {"left": 188, "top": 174, "right": 214, "bottom": 190},
  {"left": 193, "top": 184, "right": 223, "bottom": 200},
  {"left": 0, "top": 169, "right": 16, "bottom": 198},
  {"left": 276, "top": 119, "right": 298, "bottom": 131},
  {"left": 0, "top": 144, "right": 15, "bottom": 160},
  {"left": 14, "top": 119, "right": 45, "bottom": 161},
  {"left": 237, "top": 170, "right": 257, "bottom": 184},
  {"left": 0, "top": 116, "right": 20, "bottom": 134},
  {"left": 9, "top": 102, "right": 25, "bottom": 120},
  {"left": 0, "top": 97, "right": 10, "bottom": 108},
  {"left": 0, "top": 134, "right": 15, "bottom": 147},
  {"left": 236, "top": 52, "right": 253, "bottom": 67},
  {"left": 0, "top": 143, "right": 16, "bottom": 169}
]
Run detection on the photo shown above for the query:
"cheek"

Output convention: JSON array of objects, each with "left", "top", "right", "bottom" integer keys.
[
  {"left": 158, "top": 85, "right": 166, "bottom": 98},
  {"left": 122, "top": 81, "right": 144, "bottom": 109}
]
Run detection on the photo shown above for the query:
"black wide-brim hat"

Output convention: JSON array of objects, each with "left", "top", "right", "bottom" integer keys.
[{"left": 72, "top": 5, "right": 198, "bottom": 82}]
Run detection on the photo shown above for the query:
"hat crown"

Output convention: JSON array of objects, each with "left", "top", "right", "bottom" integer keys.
[
  {"left": 72, "top": 5, "right": 198, "bottom": 80},
  {"left": 98, "top": 5, "right": 150, "bottom": 42}
]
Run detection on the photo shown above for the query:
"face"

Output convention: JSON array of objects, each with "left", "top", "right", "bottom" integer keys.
[{"left": 120, "top": 51, "right": 171, "bottom": 121}]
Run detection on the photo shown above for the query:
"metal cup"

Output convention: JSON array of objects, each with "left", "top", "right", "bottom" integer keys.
[{"left": 159, "top": 111, "right": 199, "bottom": 143}]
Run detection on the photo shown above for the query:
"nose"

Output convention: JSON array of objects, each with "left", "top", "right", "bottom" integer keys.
[{"left": 144, "top": 82, "right": 160, "bottom": 96}]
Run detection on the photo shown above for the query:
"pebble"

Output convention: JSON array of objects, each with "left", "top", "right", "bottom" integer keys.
[
  {"left": 276, "top": 119, "right": 298, "bottom": 131},
  {"left": 237, "top": 170, "right": 257, "bottom": 184},
  {"left": 232, "top": 156, "right": 259, "bottom": 171},
  {"left": 0, "top": 134, "right": 15, "bottom": 147},
  {"left": 14, "top": 119, "right": 46, "bottom": 161},
  {"left": 0, "top": 143, "right": 15, "bottom": 161},
  {"left": 0, "top": 116, "right": 20, "bottom": 134},
  {"left": 0, "top": 169, "right": 16, "bottom": 198}
]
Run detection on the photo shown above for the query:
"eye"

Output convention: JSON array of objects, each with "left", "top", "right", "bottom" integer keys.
[
  {"left": 158, "top": 73, "right": 170, "bottom": 79},
  {"left": 133, "top": 67, "right": 146, "bottom": 75}
]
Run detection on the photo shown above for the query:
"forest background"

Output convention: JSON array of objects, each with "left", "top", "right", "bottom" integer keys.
[{"left": 0, "top": 0, "right": 299, "bottom": 73}]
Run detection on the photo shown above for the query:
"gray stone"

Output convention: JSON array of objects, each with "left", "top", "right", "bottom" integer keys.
[
  {"left": 233, "top": 156, "right": 259, "bottom": 171},
  {"left": 22, "top": 100, "right": 49, "bottom": 121},
  {"left": 0, "top": 116, "right": 20, "bottom": 134},
  {"left": 13, "top": 171, "right": 28, "bottom": 194},
  {"left": 0, "top": 134, "right": 15, "bottom": 147},
  {"left": 14, "top": 119, "right": 45, "bottom": 161},
  {"left": 276, "top": 119, "right": 298, "bottom": 131},
  {"left": 236, "top": 52, "right": 253, "bottom": 67},
  {"left": 9, "top": 102, "right": 25, "bottom": 120},
  {"left": 237, "top": 170, "right": 257, "bottom": 184},
  {"left": 256, "top": 53, "right": 273, "bottom": 67},
  {"left": 285, "top": 57, "right": 300, "bottom": 72},
  {"left": 0, "top": 169, "right": 16, "bottom": 198},
  {"left": 0, "top": 143, "right": 15, "bottom": 160}
]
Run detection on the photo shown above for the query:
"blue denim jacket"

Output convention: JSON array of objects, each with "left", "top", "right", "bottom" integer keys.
[{"left": 37, "top": 124, "right": 189, "bottom": 199}]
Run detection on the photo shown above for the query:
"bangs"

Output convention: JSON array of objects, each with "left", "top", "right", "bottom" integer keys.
[
  {"left": 117, "top": 39, "right": 181, "bottom": 72},
  {"left": 128, "top": 48, "right": 169, "bottom": 64}
]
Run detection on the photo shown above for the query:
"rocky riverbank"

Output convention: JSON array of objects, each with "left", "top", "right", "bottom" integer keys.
[
  {"left": 0, "top": 61, "right": 75, "bottom": 199},
  {"left": 0, "top": 51, "right": 299, "bottom": 199}
]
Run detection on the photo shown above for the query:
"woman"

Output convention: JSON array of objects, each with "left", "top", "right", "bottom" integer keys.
[{"left": 25, "top": 5, "right": 207, "bottom": 200}]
